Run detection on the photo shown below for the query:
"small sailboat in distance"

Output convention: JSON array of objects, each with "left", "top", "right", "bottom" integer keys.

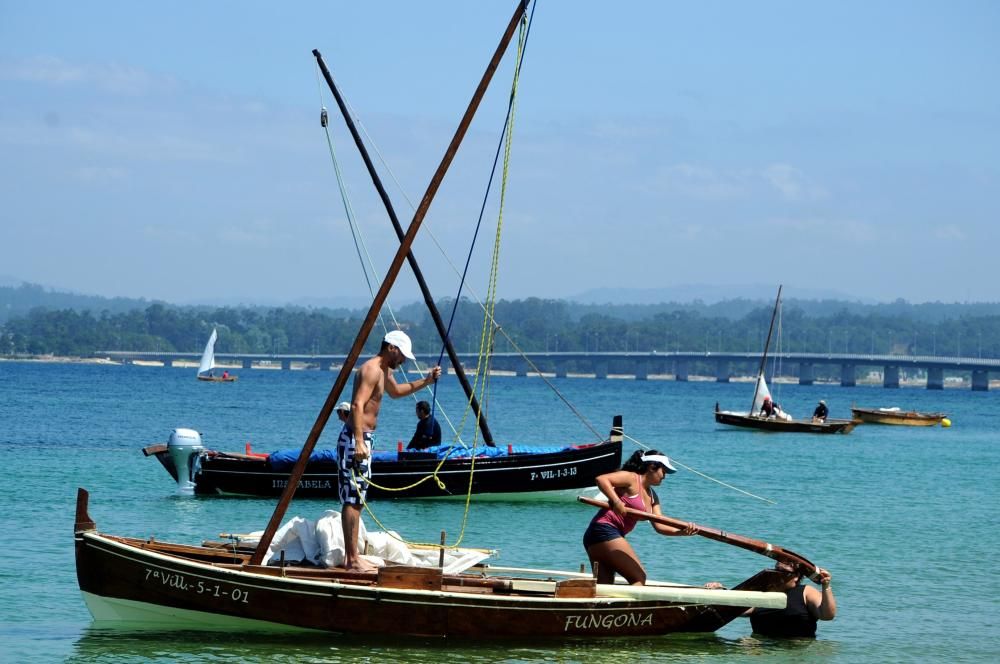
[
  {"left": 714, "top": 285, "right": 855, "bottom": 434},
  {"left": 196, "top": 328, "right": 237, "bottom": 382}
]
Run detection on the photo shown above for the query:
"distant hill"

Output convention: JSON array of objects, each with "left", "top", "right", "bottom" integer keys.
[
  {"left": 568, "top": 283, "right": 873, "bottom": 306},
  {"left": 0, "top": 282, "right": 160, "bottom": 324},
  {"left": 176, "top": 294, "right": 399, "bottom": 310},
  {"left": 4, "top": 280, "right": 1000, "bottom": 328}
]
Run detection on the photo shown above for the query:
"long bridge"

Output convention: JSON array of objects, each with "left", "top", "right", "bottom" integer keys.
[{"left": 96, "top": 350, "right": 999, "bottom": 391}]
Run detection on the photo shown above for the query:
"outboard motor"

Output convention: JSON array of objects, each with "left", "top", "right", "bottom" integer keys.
[{"left": 168, "top": 428, "right": 205, "bottom": 495}]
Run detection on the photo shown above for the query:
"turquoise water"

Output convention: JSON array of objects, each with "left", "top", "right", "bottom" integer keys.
[{"left": 1, "top": 361, "right": 997, "bottom": 662}]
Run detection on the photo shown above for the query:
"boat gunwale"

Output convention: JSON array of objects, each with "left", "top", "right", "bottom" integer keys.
[{"left": 79, "top": 531, "right": 782, "bottom": 608}]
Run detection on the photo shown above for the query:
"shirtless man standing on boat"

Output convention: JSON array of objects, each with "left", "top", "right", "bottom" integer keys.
[{"left": 339, "top": 329, "right": 441, "bottom": 572}]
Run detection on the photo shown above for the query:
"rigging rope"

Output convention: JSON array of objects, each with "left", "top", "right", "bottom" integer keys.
[
  {"left": 621, "top": 432, "right": 777, "bottom": 505},
  {"left": 328, "top": 6, "right": 596, "bottom": 447},
  {"left": 315, "top": 66, "right": 467, "bottom": 449},
  {"left": 320, "top": 8, "right": 536, "bottom": 549}
]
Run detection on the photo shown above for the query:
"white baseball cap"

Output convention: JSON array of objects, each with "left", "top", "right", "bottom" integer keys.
[
  {"left": 335, "top": 401, "right": 351, "bottom": 413},
  {"left": 383, "top": 330, "right": 415, "bottom": 360}
]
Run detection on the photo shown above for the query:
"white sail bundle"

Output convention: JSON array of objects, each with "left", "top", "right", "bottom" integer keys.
[{"left": 237, "top": 512, "right": 493, "bottom": 574}]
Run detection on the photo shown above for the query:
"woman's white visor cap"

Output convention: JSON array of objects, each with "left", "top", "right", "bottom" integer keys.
[{"left": 641, "top": 453, "right": 677, "bottom": 474}]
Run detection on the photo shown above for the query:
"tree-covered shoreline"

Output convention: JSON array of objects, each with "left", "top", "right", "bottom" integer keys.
[{"left": 3, "top": 294, "right": 998, "bottom": 361}]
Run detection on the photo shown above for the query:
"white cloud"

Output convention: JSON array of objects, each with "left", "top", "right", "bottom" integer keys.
[
  {"left": 73, "top": 166, "right": 127, "bottom": 183},
  {"left": 0, "top": 55, "right": 176, "bottom": 95},
  {"left": 761, "top": 163, "right": 828, "bottom": 201},
  {"left": 654, "top": 163, "right": 746, "bottom": 199},
  {"left": 933, "top": 224, "right": 966, "bottom": 241},
  {"left": 587, "top": 119, "right": 669, "bottom": 141},
  {"left": 216, "top": 219, "right": 291, "bottom": 250},
  {"left": 766, "top": 216, "right": 877, "bottom": 243}
]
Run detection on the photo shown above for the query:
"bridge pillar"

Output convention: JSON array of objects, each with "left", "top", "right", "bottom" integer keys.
[
  {"left": 281, "top": 359, "right": 292, "bottom": 370},
  {"left": 972, "top": 369, "right": 990, "bottom": 391},
  {"left": 675, "top": 359, "right": 689, "bottom": 382},
  {"left": 555, "top": 359, "right": 568, "bottom": 378},
  {"left": 926, "top": 366, "right": 944, "bottom": 390},
  {"left": 840, "top": 363, "right": 856, "bottom": 387},
  {"left": 715, "top": 359, "right": 729, "bottom": 383},
  {"left": 243, "top": 359, "right": 253, "bottom": 369},
  {"left": 883, "top": 365, "right": 900, "bottom": 389},
  {"left": 799, "top": 362, "right": 814, "bottom": 386},
  {"left": 516, "top": 358, "right": 529, "bottom": 377},
  {"left": 634, "top": 359, "right": 648, "bottom": 381},
  {"left": 594, "top": 360, "right": 608, "bottom": 379}
]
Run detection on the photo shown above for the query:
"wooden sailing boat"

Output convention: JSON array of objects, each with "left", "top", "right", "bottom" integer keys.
[
  {"left": 142, "top": 416, "right": 622, "bottom": 498},
  {"left": 74, "top": 485, "right": 809, "bottom": 638},
  {"left": 714, "top": 286, "right": 857, "bottom": 434},
  {"left": 76, "top": 3, "right": 821, "bottom": 637},
  {"left": 196, "top": 329, "right": 237, "bottom": 382}
]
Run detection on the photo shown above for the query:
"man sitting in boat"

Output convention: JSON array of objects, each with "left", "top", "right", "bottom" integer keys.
[
  {"left": 408, "top": 400, "right": 442, "bottom": 450},
  {"left": 335, "top": 401, "right": 351, "bottom": 427},
  {"left": 760, "top": 397, "right": 777, "bottom": 418},
  {"left": 760, "top": 397, "right": 791, "bottom": 421},
  {"left": 221, "top": 370, "right": 229, "bottom": 380},
  {"left": 812, "top": 400, "right": 828, "bottom": 423}
]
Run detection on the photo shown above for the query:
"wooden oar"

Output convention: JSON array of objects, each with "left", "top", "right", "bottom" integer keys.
[{"left": 577, "top": 496, "right": 819, "bottom": 579}]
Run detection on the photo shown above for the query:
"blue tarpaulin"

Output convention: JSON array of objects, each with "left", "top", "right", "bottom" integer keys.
[
  {"left": 267, "top": 448, "right": 338, "bottom": 472},
  {"left": 267, "top": 444, "right": 577, "bottom": 469}
]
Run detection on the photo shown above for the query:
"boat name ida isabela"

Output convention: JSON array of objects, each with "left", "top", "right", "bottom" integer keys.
[
  {"left": 144, "top": 567, "right": 251, "bottom": 604},
  {"left": 564, "top": 612, "right": 654, "bottom": 631},
  {"left": 271, "top": 479, "right": 334, "bottom": 490}
]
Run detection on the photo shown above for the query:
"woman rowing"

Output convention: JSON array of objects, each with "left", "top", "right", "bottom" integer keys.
[{"left": 583, "top": 450, "right": 696, "bottom": 585}]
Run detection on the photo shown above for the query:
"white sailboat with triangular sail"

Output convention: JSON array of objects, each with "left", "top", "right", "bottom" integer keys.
[
  {"left": 196, "top": 328, "right": 237, "bottom": 382},
  {"left": 714, "top": 285, "right": 855, "bottom": 433}
]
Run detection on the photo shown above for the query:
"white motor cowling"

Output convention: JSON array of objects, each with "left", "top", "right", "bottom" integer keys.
[{"left": 168, "top": 428, "right": 205, "bottom": 495}]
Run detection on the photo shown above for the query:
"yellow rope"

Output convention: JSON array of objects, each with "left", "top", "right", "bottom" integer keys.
[{"left": 358, "top": 16, "right": 529, "bottom": 550}]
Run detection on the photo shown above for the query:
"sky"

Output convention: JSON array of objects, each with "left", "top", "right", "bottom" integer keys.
[{"left": 2, "top": 1, "right": 998, "bottom": 307}]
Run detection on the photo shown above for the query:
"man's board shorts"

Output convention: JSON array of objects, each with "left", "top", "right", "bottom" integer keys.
[{"left": 337, "top": 426, "right": 376, "bottom": 505}]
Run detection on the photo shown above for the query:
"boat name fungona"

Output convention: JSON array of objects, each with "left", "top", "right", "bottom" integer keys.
[{"left": 564, "top": 612, "right": 654, "bottom": 631}]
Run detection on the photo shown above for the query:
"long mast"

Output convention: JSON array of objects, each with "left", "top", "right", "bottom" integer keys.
[
  {"left": 313, "top": 50, "right": 496, "bottom": 446},
  {"left": 249, "top": 1, "right": 529, "bottom": 566},
  {"left": 748, "top": 284, "right": 782, "bottom": 415}
]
